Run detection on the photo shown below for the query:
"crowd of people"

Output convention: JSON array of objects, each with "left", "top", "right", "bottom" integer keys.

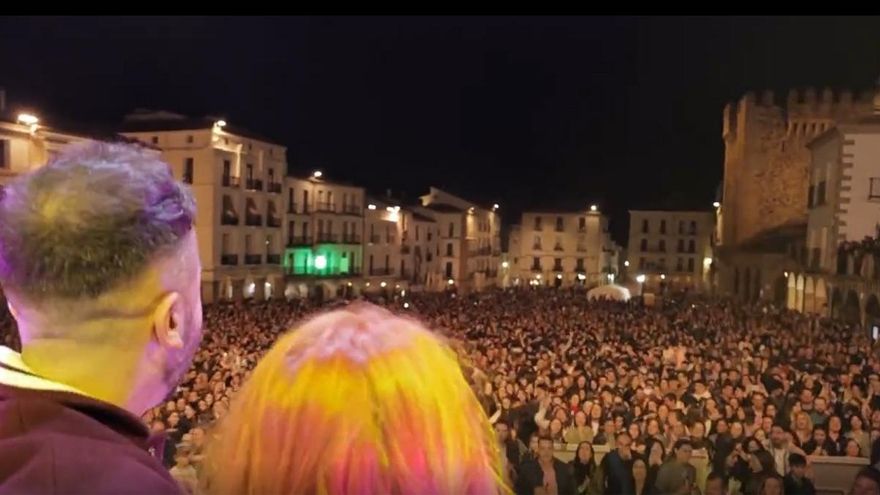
[
  {"left": 3, "top": 143, "right": 880, "bottom": 494},
  {"left": 88, "top": 285, "right": 875, "bottom": 494}
]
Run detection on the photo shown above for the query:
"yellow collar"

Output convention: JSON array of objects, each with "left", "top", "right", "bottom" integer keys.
[{"left": 0, "top": 346, "right": 89, "bottom": 396}]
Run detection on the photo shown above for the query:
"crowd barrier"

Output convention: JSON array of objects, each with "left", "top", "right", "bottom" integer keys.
[{"left": 553, "top": 443, "right": 867, "bottom": 495}]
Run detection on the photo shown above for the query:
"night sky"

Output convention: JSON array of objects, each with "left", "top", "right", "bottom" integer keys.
[{"left": 2, "top": 16, "right": 880, "bottom": 244}]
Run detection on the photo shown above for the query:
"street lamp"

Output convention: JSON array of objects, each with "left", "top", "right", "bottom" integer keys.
[
  {"left": 713, "top": 201, "right": 721, "bottom": 208},
  {"left": 636, "top": 274, "right": 646, "bottom": 297},
  {"left": 313, "top": 170, "right": 323, "bottom": 178},
  {"left": 590, "top": 204, "right": 598, "bottom": 212},
  {"left": 624, "top": 260, "right": 630, "bottom": 267},
  {"left": 501, "top": 261, "right": 509, "bottom": 269}
]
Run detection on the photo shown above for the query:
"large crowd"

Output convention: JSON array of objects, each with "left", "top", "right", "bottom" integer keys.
[{"left": 3, "top": 286, "right": 879, "bottom": 494}]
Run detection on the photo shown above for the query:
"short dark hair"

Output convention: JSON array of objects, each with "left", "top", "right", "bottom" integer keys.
[
  {"left": 789, "top": 453, "right": 807, "bottom": 467},
  {"left": 673, "top": 438, "right": 693, "bottom": 451},
  {"left": 538, "top": 435, "right": 554, "bottom": 445},
  {"left": 0, "top": 142, "right": 195, "bottom": 300}
]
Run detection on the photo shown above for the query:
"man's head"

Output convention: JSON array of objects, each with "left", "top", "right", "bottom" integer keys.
[
  {"left": 495, "top": 419, "right": 510, "bottom": 445},
  {"left": 538, "top": 435, "right": 555, "bottom": 464},
  {"left": 705, "top": 472, "right": 725, "bottom": 495},
  {"left": 0, "top": 142, "right": 202, "bottom": 413},
  {"left": 673, "top": 438, "right": 693, "bottom": 463},
  {"left": 789, "top": 453, "right": 807, "bottom": 478},
  {"left": 770, "top": 424, "right": 786, "bottom": 448}
]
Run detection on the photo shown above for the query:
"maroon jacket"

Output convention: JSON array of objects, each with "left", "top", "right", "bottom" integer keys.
[{"left": 0, "top": 366, "right": 182, "bottom": 494}]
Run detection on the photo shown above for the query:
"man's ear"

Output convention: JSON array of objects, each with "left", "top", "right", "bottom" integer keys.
[{"left": 152, "top": 292, "right": 183, "bottom": 349}]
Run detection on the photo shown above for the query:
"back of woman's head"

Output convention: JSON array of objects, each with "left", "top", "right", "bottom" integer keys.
[{"left": 202, "top": 303, "right": 504, "bottom": 494}]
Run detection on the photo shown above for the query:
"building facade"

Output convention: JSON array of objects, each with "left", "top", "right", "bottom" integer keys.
[
  {"left": 417, "top": 187, "right": 501, "bottom": 293},
  {"left": 513, "top": 208, "right": 616, "bottom": 288},
  {"left": 787, "top": 105, "right": 880, "bottom": 328},
  {"left": 627, "top": 210, "right": 714, "bottom": 292},
  {"left": 121, "top": 111, "right": 288, "bottom": 303},
  {"left": 717, "top": 88, "right": 875, "bottom": 304}
]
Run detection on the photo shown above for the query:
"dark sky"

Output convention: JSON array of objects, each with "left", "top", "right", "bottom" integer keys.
[{"left": 2, "top": 16, "right": 880, "bottom": 244}]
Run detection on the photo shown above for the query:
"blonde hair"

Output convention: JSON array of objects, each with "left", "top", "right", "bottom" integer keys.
[{"left": 202, "top": 303, "right": 506, "bottom": 494}]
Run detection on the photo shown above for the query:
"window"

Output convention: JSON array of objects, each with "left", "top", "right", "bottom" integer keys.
[
  {"left": 576, "top": 258, "right": 585, "bottom": 270},
  {"left": 288, "top": 188, "right": 295, "bottom": 209},
  {"left": 689, "top": 221, "right": 697, "bottom": 235},
  {"left": 427, "top": 230, "right": 433, "bottom": 241},
  {"left": 535, "top": 217, "right": 543, "bottom": 231},
  {"left": 385, "top": 255, "right": 390, "bottom": 272},
  {"left": 678, "top": 221, "right": 685, "bottom": 235},
  {"left": 808, "top": 184, "right": 815, "bottom": 208},
  {"left": 246, "top": 164, "right": 254, "bottom": 181},
  {"left": 446, "top": 243, "right": 453, "bottom": 256},
  {"left": 0, "top": 139, "right": 8, "bottom": 168},
  {"left": 660, "top": 220, "right": 666, "bottom": 235},
  {"left": 534, "top": 235, "right": 542, "bottom": 250},
  {"left": 268, "top": 168, "right": 274, "bottom": 183},
  {"left": 288, "top": 220, "right": 294, "bottom": 238},
  {"left": 676, "top": 258, "right": 684, "bottom": 272},
  {"left": 870, "top": 178, "right": 880, "bottom": 200},
  {"left": 688, "top": 258, "right": 695, "bottom": 272},
  {"left": 445, "top": 262, "right": 453, "bottom": 279},
  {"left": 677, "top": 239, "right": 685, "bottom": 253},
  {"left": 639, "top": 257, "right": 646, "bottom": 269},
  {"left": 448, "top": 223, "right": 455, "bottom": 238},
  {"left": 556, "top": 217, "right": 564, "bottom": 232},
  {"left": 416, "top": 226, "right": 420, "bottom": 241},
  {"left": 302, "top": 222, "right": 308, "bottom": 237},
  {"left": 553, "top": 258, "right": 563, "bottom": 270},
  {"left": 688, "top": 240, "right": 695, "bottom": 253},
  {"left": 151, "top": 136, "right": 159, "bottom": 145},
  {"left": 369, "top": 255, "right": 374, "bottom": 272},
  {"left": 579, "top": 217, "right": 586, "bottom": 232},
  {"left": 640, "top": 239, "right": 648, "bottom": 252},
  {"left": 532, "top": 257, "right": 541, "bottom": 269},
  {"left": 183, "top": 158, "right": 194, "bottom": 184},
  {"left": 223, "top": 159, "right": 231, "bottom": 178},
  {"left": 817, "top": 180, "right": 826, "bottom": 205},
  {"left": 642, "top": 219, "right": 649, "bottom": 234},
  {"left": 659, "top": 240, "right": 666, "bottom": 252}
]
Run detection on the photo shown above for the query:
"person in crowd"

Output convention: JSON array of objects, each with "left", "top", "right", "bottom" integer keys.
[
  {"left": 569, "top": 441, "right": 596, "bottom": 495},
  {"left": 201, "top": 303, "right": 505, "bottom": 494},
  {"left": 597, "top": 431, "right": 635, "bottom": 495},
  {"left": 783, "top": 453, "right": 816, "bottom": 495},
  {"left": 0, "top": 142, "right": 201, "bottom": 494}
]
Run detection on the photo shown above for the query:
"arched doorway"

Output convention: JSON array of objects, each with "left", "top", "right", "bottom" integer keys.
[
  {"left": 842, "top": 290, "right": 861, "bottom": 325},
  {"left": 772, "top": 273, "right": 787, "bottom": 306},
  {"left": 865, "top": 294, "right": 880, "bottom": 340},
  {"left": 803, "top": 277, "right": 816, "bottom": 314},
  {"left": 795, "top": 275, "right": 805, "bottom": 312},
  {"left": 815, "top": 278, "right": 828, "bottom": 317}
]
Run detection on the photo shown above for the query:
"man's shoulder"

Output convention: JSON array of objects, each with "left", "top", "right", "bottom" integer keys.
[{"left": 0, "top": 393, "right": 180, "bottom": 494}]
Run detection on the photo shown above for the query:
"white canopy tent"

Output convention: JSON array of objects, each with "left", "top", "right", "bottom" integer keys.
[{"left": 586, "top": 284, "right": 632, "bottom": 302}]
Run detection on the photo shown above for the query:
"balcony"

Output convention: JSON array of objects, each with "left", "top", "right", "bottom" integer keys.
[
  {"left": 553, "top": 265, "right": 564, "bottom": 272},
  {"left": 369, "top": 234, "right": 381, "bottom": 244},
  {"left": 266, "top": 254, "right": 281, "bottom": 264},
  {"left": 341, "top": 234, "right": 361, "bottom": 244},
  {"left": 401, "top": 245, "right": 412, "bottom": 254},
  {"left": 287, "top": 236, "right": 312, "bottom": 247},
  {"left": 220, "top": 254, "right": 238, "bottom": 266},
  {"left": 532, "top": 244, "right": 543, "bottom": 251},
  {"left": 221, "top": 214, "right": 239, "bottom": 226},
  {"left": 316, "top": 202, "right": 336, "bottom": 213},
  {"left": 287, "top": 203, "right": 298, "bottom": 214},
  {"left": 553, "top": 245, "right": 564, "bottom": 252},
  {"left": 369, "top": 268, "right": 393, "bottom": 276},
  {"left": 576, "top": 246, "right": 587, "bottom": 252},
  {"left": 267, "top": 182, "right": 282, "bottom": 194},
  {"left": 222, "top": 175, "right": 240, "bottom": 188},
  {"left": 342, "top": 205, "right": 361, "bottom": 215},
  {"left": 245, "top": 214, "right": 263, "bottom": 227},
  {"left": 531, "top": 266, "right": 542, "bottom": 272},
  {"left": 316, "top": 233, "right": 338, "bottom": 243},
  {"left": 267, "top": 216, "right": 282, "bottom": 228},
  {"left": 575, "top": 266, "right": 586, "bottom": 273},
  {"left": 244, "top": 254, "right": 262, "bottom": 265},
  {"left": 245, "top": 179, "right": 263, "bottom": 191}
]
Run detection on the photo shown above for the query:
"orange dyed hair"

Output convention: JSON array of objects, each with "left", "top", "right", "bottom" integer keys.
[{"left": 202, "top": 303, "right": 506, "bottom": 494}]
